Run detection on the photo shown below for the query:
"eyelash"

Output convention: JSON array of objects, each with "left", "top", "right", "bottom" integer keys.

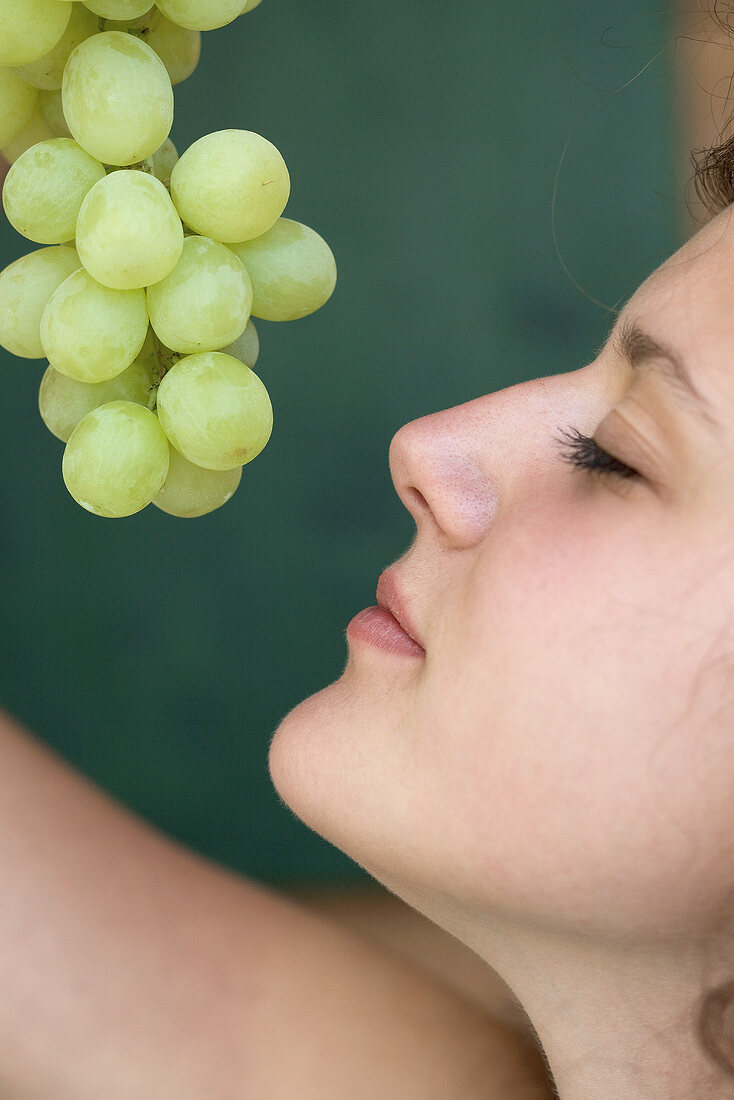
[{"left": 554, "top": 426, "right": 641, "bottom": 482}]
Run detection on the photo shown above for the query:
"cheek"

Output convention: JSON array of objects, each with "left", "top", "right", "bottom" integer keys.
[
  {"left": 268, "top": 493, "right": 734, "bottom": 944},
  {"left": 409, "top": 503, "right": 734, "bottom": 940}
]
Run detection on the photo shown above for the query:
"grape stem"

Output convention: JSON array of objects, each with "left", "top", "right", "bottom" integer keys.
[
  {"left": 127, "top": 159, "right": 156, "bottom": 177},
  {"left": 126, "top": 158, "right": 172, "bottom": 193},
  {"left": 147, "top": 331, "right": 180, "bottom": 410}
]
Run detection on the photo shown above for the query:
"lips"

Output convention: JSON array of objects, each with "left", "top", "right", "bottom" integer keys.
[{"left": 375, "top": 568, "right": 425, "bottom": 651}]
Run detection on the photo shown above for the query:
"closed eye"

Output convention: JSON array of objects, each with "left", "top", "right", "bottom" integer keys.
[{"left": 554, "top": 426, "right": 641, "bottom": 482}]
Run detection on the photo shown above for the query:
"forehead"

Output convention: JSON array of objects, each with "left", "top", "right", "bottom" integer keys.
[
  {"left": 625, "top": 207, "right": 734, "bottom": 353},
  {"left": 620, "top": 206, "right": 734, "bottom": 402}
]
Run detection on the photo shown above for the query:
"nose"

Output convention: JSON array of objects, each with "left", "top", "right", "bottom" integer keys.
[
  {"left": 388, "top": 401, "right": 498, "bottom": 549},
  {"left": 389, "top": 365, "right": 602, "bottom": 549}
]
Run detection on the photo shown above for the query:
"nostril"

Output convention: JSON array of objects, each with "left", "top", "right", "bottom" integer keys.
[{"left": 406, "top": 486, "right": 429, "bottom": 514}]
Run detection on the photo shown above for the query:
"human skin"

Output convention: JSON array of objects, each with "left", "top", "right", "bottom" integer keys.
[{"left": 269, "top": 203, "right": 734, "bottom": 1098}]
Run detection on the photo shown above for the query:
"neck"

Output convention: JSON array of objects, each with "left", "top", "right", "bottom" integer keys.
[
  {"left": 495, "top": 936, "right": 728, "bottom": 1099},
  {"left": 379, "top": 881, "right": 734, "bottom": 1099}
]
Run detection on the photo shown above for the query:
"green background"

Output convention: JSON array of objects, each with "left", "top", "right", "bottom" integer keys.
[{"left": 0, "top": 0, "right": 680, "bottom": 887}]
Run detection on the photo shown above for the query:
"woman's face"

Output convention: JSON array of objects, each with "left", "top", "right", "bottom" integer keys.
[{"left": 269, "top": 206, "right": 734, "bottom": 949}]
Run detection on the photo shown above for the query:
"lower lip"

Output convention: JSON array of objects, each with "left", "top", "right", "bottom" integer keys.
[{"left": 346, "top": 606, "right": 426, "bottom": 658}]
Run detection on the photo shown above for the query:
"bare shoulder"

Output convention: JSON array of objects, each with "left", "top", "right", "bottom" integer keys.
[
  {"left": 245, "top": 881, "right": 554, "bottom": 1099},
  {"left": 0, "top": 710, "right": 553, "bottom": 1097}
]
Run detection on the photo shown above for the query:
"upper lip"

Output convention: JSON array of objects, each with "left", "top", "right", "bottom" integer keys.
[{"left": 376, "top": 568, "right": 425, "bottom": 650}]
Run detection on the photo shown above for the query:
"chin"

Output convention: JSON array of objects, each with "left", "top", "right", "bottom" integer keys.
[
  {"left": 267, "top": 676, "right": 350, "bottom": 824},
  {"left": 267, "top": 668, "right": 409, "bottom": 881}
]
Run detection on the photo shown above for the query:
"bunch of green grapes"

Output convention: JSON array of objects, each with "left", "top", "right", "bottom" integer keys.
[{"left": 0, "top": 0, "right": 336, "bottom": 519}]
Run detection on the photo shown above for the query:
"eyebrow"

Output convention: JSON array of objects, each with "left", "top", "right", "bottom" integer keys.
[{"left": 608, "top": 317, "right": 722, "bottom": 436}]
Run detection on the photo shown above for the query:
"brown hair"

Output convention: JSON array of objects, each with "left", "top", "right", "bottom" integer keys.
[
  {"left": 692, "top": 129, "right": 734, "bottom": 215},
  {"left": 691, "top": 1, "right": 734, "bottom": 215},
  {"left": 697, "top": 978, "right": 734, "bottom": 1075}
]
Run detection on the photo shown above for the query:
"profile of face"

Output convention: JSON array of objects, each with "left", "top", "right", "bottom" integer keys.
[{"left": 268, "top": 205, "right": 734, "bottom": 966}]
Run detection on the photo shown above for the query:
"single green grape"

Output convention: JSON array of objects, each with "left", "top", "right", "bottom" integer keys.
[
  {"left": 221, "top": 318, "right": 259, "bottom": 368},
  {"left": 171, "top": 129, "right": 290, "bottom": 243},
  {"left": 100, "top": 8, "right": 156, "bottom": 29},
  {"left": 62, "top": 32, "right": 173, "bottom": 165},
  {"left": 228, "top": 218, "right": 337, "bottom": 321},
  {"left": 41, "top": 267, "right": 149, "bottom": 382},
  {"left": 124, "top": 12, "right": 201, "bottom": 85},
  {"left": 156, "top": 352, "right": 272, "bottom": 470},
  {"left": 82, "top": 0, "right": 152, "bottom": 17},
  {"left": 0, "top": 0, "right": 72, "bottom": 67},
  {"left": 0, "top": 69, "right": 39, "bottom": 149},
  {"left": 153, "top": 445, "right": 242, "bottom": 517},
  {"left": 12, "top": 3, "right": 98, "bottom": 90},
  {"left": 241, "top": 0, "right": 264, "bottom": 10},
  {"left": 146, "top": 235, "right": 252, "bottom": 353},
  {"left": 76, "top": 170, "right": 183, "bottom": 290},
  {"left": 136, "top": 324, "right": 158, "bottom": 367},
  {"left": 39, "top": 354, "right": 153, "bottom": 442},
  {"left": 155, "top": 0, "right": 242, "bottom": 31},
  {"left": 144, "top": 137, "right": 179, "bottom": 183},
  {"left": 0, "top": 103, "right": 54, "bottom": 163},
  {"left": 3, "top": 138, "right": 106, "bottom": 244},
  {"left": 0, "top": 245, "right": 81, "bottom": 358},
  {"left": 62, "top": 401, "right": 170, "bottom": 517},
  {"left": 39, "top": 89, "right": 71, "bottom": 137}
]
